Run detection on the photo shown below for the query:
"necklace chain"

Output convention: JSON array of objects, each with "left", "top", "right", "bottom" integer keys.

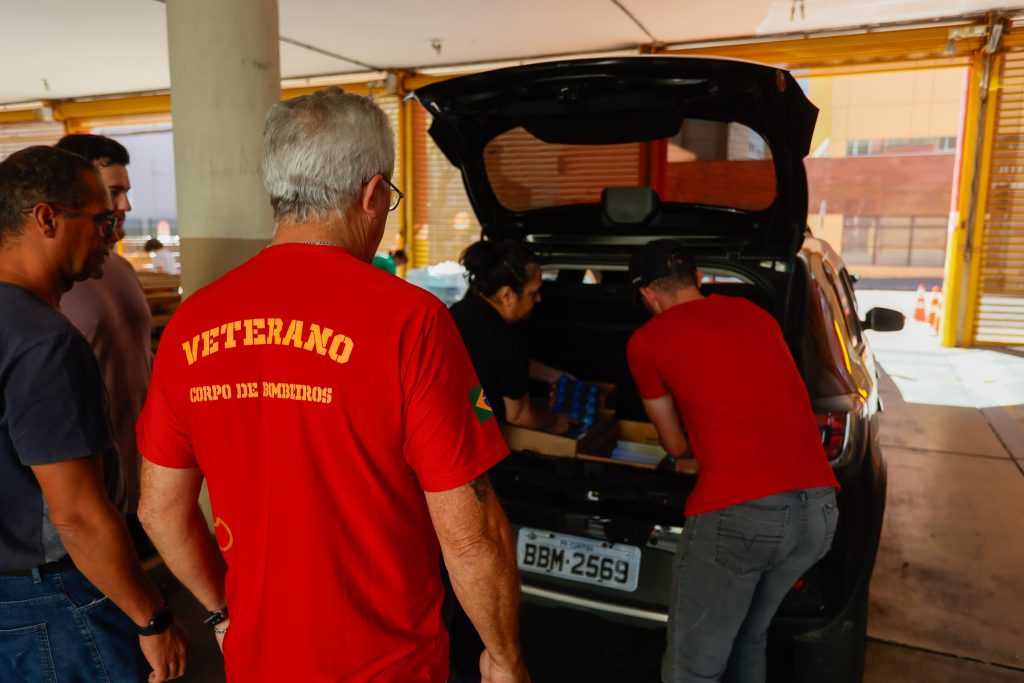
[{"left": 265, "top": 240, "right": 340, "bottom": 248}]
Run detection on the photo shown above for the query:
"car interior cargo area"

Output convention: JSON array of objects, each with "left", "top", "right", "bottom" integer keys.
[{"left": 491, "top": 261, "right": 800, "bottom": 526}]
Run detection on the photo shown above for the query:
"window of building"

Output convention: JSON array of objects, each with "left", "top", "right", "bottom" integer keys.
[
  {"left": 841, "top": 215, "right": 948, "bottom": 266},
  {"left": 0, "top": 121, "right": 66, "bottom": 161},
  {"left": 846, "top": 140, "right": 872, "bottom": 156},
  {"left": 844, "top": 136, "right": 956, "bottom": 157},
  {"left": 908, "top": 216, "right": 948, "bottom": 266},
  {"left": 876, "top": 216, "right": 912, "bottom": 265},
  {"left": 840, "top": 216, "right": 876, "bottom": 264}
]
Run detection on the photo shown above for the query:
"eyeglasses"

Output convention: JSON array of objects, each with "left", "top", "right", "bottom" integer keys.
[
  {"left": 502, "top": 259, "right": 525, "bottom": 286},
  {"left": 382, "top": 177, "right": 404, "bottom": 212},
  {"left": 22, "top": 203, "right": 118, "bottom": 240},
  {"left": 502, "top": 260, "right": 542, "bottom": 301}
]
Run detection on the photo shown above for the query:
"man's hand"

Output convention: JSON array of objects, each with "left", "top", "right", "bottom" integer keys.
[
  {"left": 549, "top": 413, "right": 570, "bottom": 435},
  {"left": 480, "top": 648, "right": 530, "bottom": 683},
  {"left": 655, "top": 454, "right": 677, "bottom": 473},
  {"left": 139, "top": 619, "right": 190, "bottom": 682},
  {"left": 138, "top": 460, "right": 229, "bottom": 657},
  {"left": 529, "top": 360, "right": 573, "bottom": 385},
  {"left": 641, "top": 395, "right": 689, "bottom": 459},
  {"left": 426, "top": 477, "right": 525, "bottom": 683},
  {"left": 504, "top": 395, "right": 569, "bottom": 434},
  {"left": 654, "top": 453, "right": 700, "bottom": 475}
]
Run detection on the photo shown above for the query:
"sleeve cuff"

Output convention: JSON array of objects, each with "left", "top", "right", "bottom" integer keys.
[{"left": 418, "top": 440, "right": 510, "bottom": 493}]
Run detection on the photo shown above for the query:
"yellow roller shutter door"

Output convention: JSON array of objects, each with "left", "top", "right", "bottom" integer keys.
[
  {"left": 973, "top": 49, "right": 1024, "bottom": 344},
  {"left": 373, "top": 95, "right": 404, "bottom": 254},
  {"left": 411, "top": 105, "right": 480, "bottom": 267},
  {"left": 0, "top": 121, "right": 66, "bottom": 161}
]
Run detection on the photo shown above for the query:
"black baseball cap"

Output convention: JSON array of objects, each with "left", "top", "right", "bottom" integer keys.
[{"left": 628, "top": 239, "right": 697, "bottom": 288}]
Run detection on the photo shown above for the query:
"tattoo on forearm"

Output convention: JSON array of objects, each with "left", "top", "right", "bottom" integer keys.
[{"left": 469, "top": 476, "right": 491, "bottom": 502}]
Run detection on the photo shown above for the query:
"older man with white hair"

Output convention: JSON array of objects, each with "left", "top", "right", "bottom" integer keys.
[{"left": 136, "top": 88, "right": 528, "bottom": 683}]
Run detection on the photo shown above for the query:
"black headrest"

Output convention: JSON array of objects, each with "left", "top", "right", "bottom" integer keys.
[{"left": 601, "top": 187, "right": 661, "bottom": 228}]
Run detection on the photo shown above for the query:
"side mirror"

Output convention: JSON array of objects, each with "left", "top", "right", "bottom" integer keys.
[
  {"left": 863, "top": 307, "right": 905, "bottom": 332},
  {"left": 849, "top": 272, "right": 861, "bottom": 283}
]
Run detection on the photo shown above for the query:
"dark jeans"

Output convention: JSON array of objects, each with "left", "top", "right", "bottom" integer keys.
[
  {"left": 0, "top": 567, "right": 148, "bottom": 682},
  {"left": 663, "top": 487, "right": 839, "bottom": 683}
]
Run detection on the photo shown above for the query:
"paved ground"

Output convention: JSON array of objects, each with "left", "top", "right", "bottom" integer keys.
[
  {"left": 857, "top": 289, "right": 1024, "bottom": 680},
  {"left": 163, "top": 289, "right": 1024, "bottom": 681}
]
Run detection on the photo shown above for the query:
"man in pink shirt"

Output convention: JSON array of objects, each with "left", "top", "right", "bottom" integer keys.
[{"left": 57, "top": 135, "right": 153, "bottom": 545}]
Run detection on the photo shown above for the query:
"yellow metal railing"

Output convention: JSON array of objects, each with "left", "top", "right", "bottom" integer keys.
[
  {"left": 400, "top": 96, "right": 417, "bottom": 269},
  {"left": 942, "top": 17, "right": 1015, "bottom": 346}
]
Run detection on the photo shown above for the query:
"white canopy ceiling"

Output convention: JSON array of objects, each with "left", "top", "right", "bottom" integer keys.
[{"left": 1, "top": 0, "right": 1020, "bottom": 105}]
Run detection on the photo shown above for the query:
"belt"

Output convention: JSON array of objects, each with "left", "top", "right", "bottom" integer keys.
[{"left": 0, "top": 554, "right": 76, "bottom": 578}]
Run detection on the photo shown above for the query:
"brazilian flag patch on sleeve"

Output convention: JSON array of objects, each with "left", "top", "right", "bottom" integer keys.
[{"left": 469, "top": 385, "right": 494, "bottom": 423}]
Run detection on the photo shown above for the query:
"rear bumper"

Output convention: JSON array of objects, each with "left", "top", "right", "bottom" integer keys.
[
  {"left": 521, "top": 584, "right": 668, "bottom": 626},
  {"left": 510, "top": 440, "right": 888, "bottom": 644}
]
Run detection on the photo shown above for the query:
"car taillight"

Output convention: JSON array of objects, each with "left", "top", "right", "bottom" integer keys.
[{"left": 815, "top": 411, "right": 848, "bottom": 461}]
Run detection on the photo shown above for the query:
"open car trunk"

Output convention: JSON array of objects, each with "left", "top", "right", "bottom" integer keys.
[
  {"left": 488, "top": 257, "right": 809, "bottom": 614},
  {"left": 410, "top": 56, "right": 818, "bottom": 263},
  {"left": 415, "top": 57, "right": 882, "bottom": 674}
]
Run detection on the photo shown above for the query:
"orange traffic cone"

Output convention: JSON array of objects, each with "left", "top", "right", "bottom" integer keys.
[
  {"left": 932, "top": 294, "right": 942, "bottom": 335},
  {"left": 913, "top": 284, "right": 927, "bottom": 322},
  {"left": 927, "top": 286, "right": 941, "bottom": 326}
]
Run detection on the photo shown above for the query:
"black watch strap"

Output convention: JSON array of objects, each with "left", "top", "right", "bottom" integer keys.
[
  {"left": 203, "top": 605, "right": 229, "bottom": 628},
  {"left": 656, "top": 454, "right": 678, "bottom": 472},
  {"left": 137, "top": 604, "right": 174, "bottom": 636}
]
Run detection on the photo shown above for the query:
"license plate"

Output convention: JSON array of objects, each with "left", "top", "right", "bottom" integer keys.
[{"left": 516, "top": 528, "right": 641, "bottom": 592}]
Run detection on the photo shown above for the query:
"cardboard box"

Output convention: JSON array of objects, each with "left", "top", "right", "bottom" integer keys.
[
  {"left": 592, "top": 382, "right": 617, "bottom": 410},
  {"left": 618, "top": 420, "right": 662, "bottom": 447},
  {"left": 501, "top": 409, "right": 616, "bottom": 458},
  {"left": 578, "top": 420, "right": 697, "bottom": 473}
]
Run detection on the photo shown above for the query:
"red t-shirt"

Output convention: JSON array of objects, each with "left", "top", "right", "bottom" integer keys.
[
  {"left": 627, "top": 294, "right": 838, "bottom": 516},
  {"left": 137, "top": 244, "right": 509, "bottom": 682}
]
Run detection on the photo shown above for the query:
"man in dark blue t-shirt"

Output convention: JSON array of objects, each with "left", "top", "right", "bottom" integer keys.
[{"left": 0, "top": 146, "right": 188, "bottom": 682}]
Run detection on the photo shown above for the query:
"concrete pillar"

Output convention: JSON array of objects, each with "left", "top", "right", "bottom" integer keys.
[
  {"left": 165, "top": 0, "right": 280, "bottom": 526},
  {"left": 166, "top": 0, "right": 280, "bottom": 297}
]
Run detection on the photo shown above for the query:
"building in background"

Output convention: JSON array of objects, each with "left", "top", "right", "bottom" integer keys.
[{"left": 804, "top": 68, "right": 967, "bottom": 284}]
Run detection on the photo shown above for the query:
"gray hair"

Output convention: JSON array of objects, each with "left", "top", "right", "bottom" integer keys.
[{"left": 262, "top": 87, "right": 395, "bottom": 224}]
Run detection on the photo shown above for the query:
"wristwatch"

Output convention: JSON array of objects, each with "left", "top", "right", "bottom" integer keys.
[
  {"left": 656, "top": 454, "right": 678, "bottom": 472},
  {"left": 203, "top": 605, "right": 229, "bottom": 628},
  {"left": 137, "top": 604, "right": 174, "bottom": 636}
]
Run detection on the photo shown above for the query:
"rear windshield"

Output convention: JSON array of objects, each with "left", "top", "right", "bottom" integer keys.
[{"left": 483, "top": 119, "right": 776, "bottom": 213}]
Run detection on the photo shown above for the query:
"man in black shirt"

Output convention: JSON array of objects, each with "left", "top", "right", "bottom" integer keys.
[
  {"left": 450, "top": 239, "right": 569, "bottom": 432},
  {"left": 0, "top": 146, "right": 188, "bottom": 682}
]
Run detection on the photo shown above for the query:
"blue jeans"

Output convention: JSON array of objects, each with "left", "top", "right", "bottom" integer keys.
[
  {"left": 663, "top": 487, "right": 839, "bottom": 683},
  {"left": 0, "top": 567, "right": 148, "bottom": 682}
]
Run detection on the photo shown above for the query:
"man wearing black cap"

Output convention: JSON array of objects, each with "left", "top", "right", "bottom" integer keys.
[{"left": 626, "top": 239, "right": 839, "bottom": 683}]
